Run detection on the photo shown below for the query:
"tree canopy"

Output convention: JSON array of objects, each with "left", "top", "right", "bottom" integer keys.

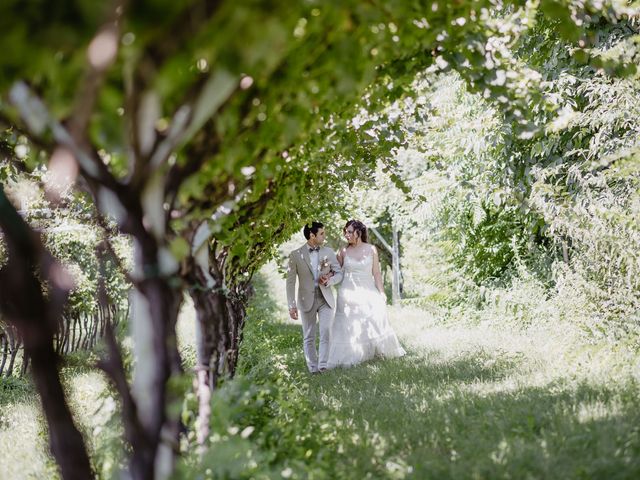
[{"left": 1, "top": 1, "right": 639, "bottom": 478}]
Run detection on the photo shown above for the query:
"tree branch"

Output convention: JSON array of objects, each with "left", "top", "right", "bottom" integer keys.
[
  {"left": 67, "top": 0, "right": 126, "bottom": 141},
  {"left": 97, "top": 321, "right": 152, "bottom": 472},
  {"left": 369, "top": 226, "right": 393, "bottom": 254}
]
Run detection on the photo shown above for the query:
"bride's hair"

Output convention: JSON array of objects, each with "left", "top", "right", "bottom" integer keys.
[{"left": 344, "top": 219, "right": 368, "bottom": 243}]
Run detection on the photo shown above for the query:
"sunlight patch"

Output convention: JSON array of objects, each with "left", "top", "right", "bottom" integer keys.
[{"left": 576, "top": 400, "right": 621, "bottom": 424}]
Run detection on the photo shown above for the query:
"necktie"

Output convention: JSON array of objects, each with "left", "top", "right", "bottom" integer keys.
[{"left": 309, "top": 246, "right": 320, "bottom": 252}]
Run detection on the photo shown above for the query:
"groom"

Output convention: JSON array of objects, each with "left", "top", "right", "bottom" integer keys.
[{"left": 286, "top": 222, "right": 343, "bottom": 373}]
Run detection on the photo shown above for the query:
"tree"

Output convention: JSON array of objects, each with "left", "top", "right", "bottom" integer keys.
[{"left": 1, "top": 1, "right": 637, "bottom": 478}]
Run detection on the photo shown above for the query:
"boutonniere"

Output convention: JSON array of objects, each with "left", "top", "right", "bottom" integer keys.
[{"left": 319, "top": 256, "right": 331, "bottom": 275}]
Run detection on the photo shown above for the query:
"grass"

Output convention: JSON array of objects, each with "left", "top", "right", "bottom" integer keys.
[
  {"left": 0, "top": 302, "right": 198, "bottom": 480},
  {"left": 177, "top": 263, "right": 640, "bottom": 479},
  {"left": 0, "top": 375, "right": 54, "bottom": 480},
  {"left": 310, "top": 350, "right": 640, "bottom": 479},
  {"left": 2, "top": 262, "right": 639, "bottom": 479},
  {"left": 0, "top": 349, "right": 115, "bottom": 480}
]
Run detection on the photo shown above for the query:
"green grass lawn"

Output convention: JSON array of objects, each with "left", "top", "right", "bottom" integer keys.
[
  {"left": 180, "top": 266, "right": 640, "bottom": 479},
  {"left": 2, "top": 265, "right": 640, "bottom": 479}
]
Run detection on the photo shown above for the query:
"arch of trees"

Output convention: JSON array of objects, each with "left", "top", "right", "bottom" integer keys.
[{"left": 0, "top": 1, "right": 638, "bottom": 478}]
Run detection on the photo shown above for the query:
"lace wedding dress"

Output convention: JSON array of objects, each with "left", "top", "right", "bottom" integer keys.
[{"left": 327, "top": 253, "right": 405, "bottom": 369}]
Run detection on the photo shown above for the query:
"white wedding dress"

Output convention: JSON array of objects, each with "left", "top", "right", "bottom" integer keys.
[{"left": 327, "top": 252, "right": 405, "bottom": 369}]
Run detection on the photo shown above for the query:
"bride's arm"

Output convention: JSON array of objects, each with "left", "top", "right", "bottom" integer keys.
[
  {"left": 371, "top": 246, "right": 385, "bottom": 295},
  {"left": 324, "top": 248, "right": 343, "bottom": 286},
  {"left": 336, "top": 247, "right": 345, "bottom": 267}
]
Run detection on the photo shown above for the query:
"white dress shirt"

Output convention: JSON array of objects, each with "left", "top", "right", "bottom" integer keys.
[{"left": 309, "top": 248, "right": 319, "bottom": 287}]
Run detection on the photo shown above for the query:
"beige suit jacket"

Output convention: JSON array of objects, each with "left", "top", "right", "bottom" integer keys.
[{"left": 286, "top": 244, "right": 343, "bottom": 312}]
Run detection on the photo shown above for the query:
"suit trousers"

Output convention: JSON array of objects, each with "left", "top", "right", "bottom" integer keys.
[{"left": 300, "top": 287, "right": 333, "bottom": 372}]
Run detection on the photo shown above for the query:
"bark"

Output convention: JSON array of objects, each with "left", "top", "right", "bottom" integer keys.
[
  {"left": 91, "top": 202, "right": 186, "bottom": 479},
  {"left": 6, "top": 332, "right": 17, "bottom": 377},
  {"left": 92, "top": 312, "right": 99, "bottom": 348},
  {"left": 73, "top": 315, "right": 82, "bottom": 351},
  {"left": 391, "top": 223, "right": 401, "bottom": 306},
  {"left": 100, "top": 305, "right": 107, "bottom": 337},
  {"left": 188, "top": 265, "right": 226, "bottom": 448},
  {"left": 97, "top": 322, "right": 153, "bottom": 480},
  {"left": 562, "top": 241, "right": 570, "bottom": 264},
  {"left": 82, "top": 315, "right": 90, "bottom": 350},
  {"left": 20, "top": 351, "right": 29, "bottom": 376},
  {"left": 185, "top": 229, "right": 231, "bottom": 449},
  {"left": 369, "top": 225, "right": 402, "bottom": 305},
  {"left": 0, "top": 332, "right": 7, "bottom": 376},
  {"left": 62, "top": 313, "right": 71, "bottom": 354},
  {"left": 131, "top": 275, "right": 182, "bottom": 479},
  {"left": 226, "top": 290, "right": 248, "bottom": 377}
]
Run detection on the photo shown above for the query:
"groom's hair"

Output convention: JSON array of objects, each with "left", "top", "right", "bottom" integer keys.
[{"left": 303, "top": 221, "right": 324, "bottom": 239}]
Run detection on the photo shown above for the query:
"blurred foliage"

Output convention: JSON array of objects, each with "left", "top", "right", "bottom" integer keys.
[
  {"left": 0, "top": 130, "right": 131, "bottom": 370},
  {"left": 1, "top": 170, "right": 130, "bottom": 317}
]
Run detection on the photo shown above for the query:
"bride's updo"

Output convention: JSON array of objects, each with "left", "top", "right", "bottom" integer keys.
[{"left": 344, "top": 219, "right": 368, "bottom": 243}]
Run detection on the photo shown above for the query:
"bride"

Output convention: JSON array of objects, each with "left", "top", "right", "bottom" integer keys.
[{"left": 326, "top": 220, "right": 405, "bottom": 369}]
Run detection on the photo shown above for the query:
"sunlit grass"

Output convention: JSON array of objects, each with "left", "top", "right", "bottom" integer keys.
[
  {"left": 0, "top": 395, "right": 53, "bottom": 480},
  {"left": 216, "top": 264, "right": 640, "bottom": 479},
  {"left": 0, "top": 357, "right": 105, "bottom": 480},
  {"left": 3, "top": 264, "right": 639, "bottom": 479},
  {"left": 0, "top": 296, "right": 198, "bottom": 480}
]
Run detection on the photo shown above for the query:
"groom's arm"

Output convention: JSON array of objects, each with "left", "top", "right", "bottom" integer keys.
[
  {"left": 326, "top": 251, "right": 343, "bottom": 286},
  {"left": 286, "top": 252, "right": 299, "bottom": 319}
]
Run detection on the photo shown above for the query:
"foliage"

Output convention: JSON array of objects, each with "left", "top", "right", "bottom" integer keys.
[
  {"left": 0, "top": 374, "right": 33, "bottom": 404},
  {"left": 0, "top": 147, "right": 131, "bottom": 371},
  {"left": 5, "top": 0, "right": 631, "bottom": 287},
  {"left": 175, "top": 275, "right": 341, "bottom": 478},
  {"left": 343, "top": 14, "right": 640, "bottom": 338}
]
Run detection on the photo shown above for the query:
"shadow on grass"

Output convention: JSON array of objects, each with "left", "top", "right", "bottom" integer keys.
[
  {"left": 0, "top": 375, "right": 34, "bottom": 407},
  {"left": 0, "top": 342, "right": 108, "bottom": 410},
  {"left": 248, "top": 315, "right": 640, "bottom": 479}
]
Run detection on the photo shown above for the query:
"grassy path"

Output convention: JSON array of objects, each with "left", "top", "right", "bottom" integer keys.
[
  {"left": 231, "top": 265, "right": 640, "bottom": 479},
  {"left": 304, "top": 322, "right": 640, "bottom": 478}
]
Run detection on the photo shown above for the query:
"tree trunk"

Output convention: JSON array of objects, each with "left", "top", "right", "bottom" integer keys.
[
  {"left": 562, "top": 241, "right": 570, "bottom": 264},
  {"left": 369, "top": 225, "right": 402, "bottom": 306},
  {"left": 62, "top": 313, "right": 72, "bottom": 354},
  {"left": 74, "top": 315, "right": 82, "bottom": 351},
  {"left": 29, "top": 340, "right": 94, "bottom": 479},
  {"left": 6, "top": 332, "right": 17, "bottom": 377},
  {"left": 185, "top": 225, "right": 239, "bottom": 451},
  {"left": 226, "top": 289, "right": 249, "bottom": 377},
  {"left": 0, "top": 332, "right": 6, "bottom": 376},
  {"left": 81, "top": 315, "right": 90, "bottom": 350},
  {"left": 127, "top": 276, "right": 182, "bottom": 479},
  {"left": 20, "top": 351, "right": 29, "bottom": 376},
  {"left": 391, "top": 223, "right": 401, "bottom": 306},
  {"left": 187, "top": 264, "right": 227, "bottom": 449}
]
